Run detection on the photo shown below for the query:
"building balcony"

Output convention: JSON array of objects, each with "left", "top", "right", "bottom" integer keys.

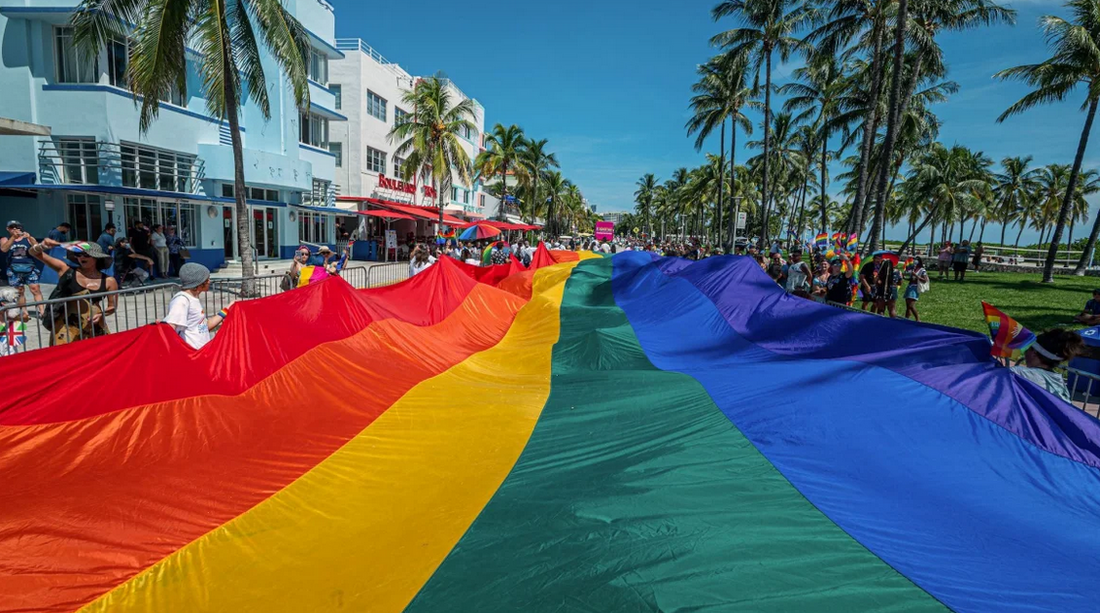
[{"left": 36, "top": 139, "right": 206, "bottom": 195}]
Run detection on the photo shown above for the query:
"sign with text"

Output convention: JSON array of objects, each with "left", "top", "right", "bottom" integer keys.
[
  {"left": 378, "top": 175, "right": 415, "bottom": 195},
  {"left": 595, "top": 221, "right": 614, "bottom": 241},
  {"left": 385, "top": 230, "right": 397, "bottom": 249},
  {"left": 737, "top": 211, "right": 747, "bottom": 230}
]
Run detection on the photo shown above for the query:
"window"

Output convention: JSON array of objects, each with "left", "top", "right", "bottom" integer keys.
[
  {"left": 308, "top": 48, "right": 328, "bottom": 84},
  {"left": 249, "top": 187, "right": 280, "bottom": 202},
  {"left": 121, "top": 198, "right": 197, "bottom": 246},
  {"left": 66, "top": 194, "right": 102, "bottom": 241},
  {"left": 367, "top": 91, "right": 387, "bottom": 121},
  {"left": 452, "top": 187, "right": 459, "bottom": 202},
  {"left": 462, "top": 124, "right": 472, "bottom": 139},
  {"left": 107, "top": 37, "right": 128, "bottom": 88},
  {"left": 54, "top": 27, "right": 97, "bottom": 84},
  {"left": 120, "top": 143, "right": 197, "bottom": 192},
  {"left": 57, "top": 138, "right": 99, "bottom": 184},
  {"left": 480, "top": 194, "right": 486, "bottom": 208},
  {"left": 331, "top": 84, "right": 341, "bottom": 110},
  {"left": 366, "top": 147, "right": 386, "bottom": 173},
  {"left": 304, "top": 179, "right": 330, "bottom": 207},
  {"left": 298, "top": 211, "right": 332, "bottom": 244},
  {"left": 329, "top": 142, "right": 342, "bottom": 167},
  {"left": 394, "top": 107, "right": 408, "bottom": 126},
  {"left": 392, "top": 157, "right": 405, "bottom": 178},
  {"left": 299, "top": 112, "right": 329, "bottom": 148},
  {"left": 463, "top": 189, "right": 470, "bottom": 205},
  {"left": 221, "top": 184, "right": 235, "bottom": 198}
]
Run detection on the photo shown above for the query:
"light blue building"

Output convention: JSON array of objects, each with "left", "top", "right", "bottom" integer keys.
[{"left": 0, "top": 0, "right": 346, "bottom": 279}]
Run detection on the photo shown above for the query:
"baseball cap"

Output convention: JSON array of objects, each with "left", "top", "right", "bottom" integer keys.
[{"left": 6, "top": 220, "right": 21, "bottom": 229}]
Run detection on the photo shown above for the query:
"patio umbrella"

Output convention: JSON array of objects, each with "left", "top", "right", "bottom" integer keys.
[{"left": 459, "top": 223, "right": 502, "bottom": 242}]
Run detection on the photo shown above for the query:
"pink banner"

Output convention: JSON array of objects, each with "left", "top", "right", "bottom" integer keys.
[{"left": 595, "top": 221, "right": 614, "bottom": 241}]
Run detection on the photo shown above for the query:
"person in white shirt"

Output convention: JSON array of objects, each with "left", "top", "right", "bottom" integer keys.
[
  {"left": 409, "top": 244, "right": 436, "bottom": 276},
  {"left": 150, "top": 224, "right": 169, "bottom": 278},
  {"left": 163, "top": 263, "right": 228, "bottom": 350}
]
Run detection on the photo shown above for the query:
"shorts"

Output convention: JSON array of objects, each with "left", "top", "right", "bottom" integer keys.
[
  {"left": 952, "top": 262, "right": 967, "bottom": 273},
  {"left": 904, "top": 285, "right": 920, "bottom": 301},
  {"left": 6, "top": 267, "right": 39, "bottom": 287}
]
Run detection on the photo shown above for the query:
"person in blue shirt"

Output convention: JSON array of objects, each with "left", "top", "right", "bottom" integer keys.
[
  {"left": 1073, "top": 289, "right": 1100, "bottom": 325},
  {"left": 46, "top": 222, "right": 71, "bottom": 243},
  {"left": 96, "top": 224, "right": 116, "bottom": 255}
]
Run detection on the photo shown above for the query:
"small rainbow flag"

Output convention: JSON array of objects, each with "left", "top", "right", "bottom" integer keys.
[
  {"left": 1, "top": 321, "right": 25, "bottom": 348},
  {"left": 437, "top": 229, "right": 456, "bottom": 241},
  {"left": 982, "top": 301, "right": 1036, "bottom": 360},
  {"left": 852, "top": 253, "right": 862, "bottom": 270},
  {"left": 847, "top": 235, "right": 859, "bottom": 253},
  {"left": 815, "top": 233, "right": 828, "bottom": 251}
]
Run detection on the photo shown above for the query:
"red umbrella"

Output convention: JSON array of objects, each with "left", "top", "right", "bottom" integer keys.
[{"left": 358, "top": 209, "right": 416, "bottom": 220}]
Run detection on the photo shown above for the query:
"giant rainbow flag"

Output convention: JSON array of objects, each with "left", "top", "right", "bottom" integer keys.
[{"left": 2, "top": 247, "right": 1100, "bottom": 612}]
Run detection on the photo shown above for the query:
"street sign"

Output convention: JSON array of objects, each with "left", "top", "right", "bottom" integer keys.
[{"left": 736, "top": 211, "right": 747, "bottom": 229}]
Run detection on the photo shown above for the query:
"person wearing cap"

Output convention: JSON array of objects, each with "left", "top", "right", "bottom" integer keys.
[
  {"left": 1073, "top": 289, "right": 1100, "bottom": 325},
  {"left": 164, "top": 262, "right": 229, "bottom": 350},
  {"left": 1, "top": 220, "right": 44, "bottom": 314},
  {"left": 825, "top": 253, "right": 856, "bottom": 305},
  {"left": 29, "top": 238, "right": 117, "bottom": 344},
  {"left": 1010, "top": 329, "right": 1086, "bottom": 402}
]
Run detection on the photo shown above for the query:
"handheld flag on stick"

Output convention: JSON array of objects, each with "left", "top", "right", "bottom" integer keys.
[
  {"left": 982, "top": 301, "right": 1036, "bottom": 360},
  {"left": 1, "top": 321, "right": 25, "bottom": 348},
  {"left": 815, "top": 233, "right": 828, "bottom": 251},
  {"left": 847, "top": 235, "right": 859, "bottom": 253}
]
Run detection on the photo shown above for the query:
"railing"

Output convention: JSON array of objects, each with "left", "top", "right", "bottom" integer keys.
[
  {"left": 3, "top": 282, "right": 181, "bottom": 355},
  {"left": 36, "top": 140, "right": 206, "bottom": 193},
  {"left": 0, "top": 265, "right": 397, "bottom": 358},
  {"left": 333, "top": 38, "right": 414, "bottom": 82},
  {"left": 365, "top": 262, "right": 409, "bottom": 288}
]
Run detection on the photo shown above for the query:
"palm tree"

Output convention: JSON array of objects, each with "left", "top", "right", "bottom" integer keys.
[
  {"left": 992, "top": 156, "right": 1041, "bottom": 249},
  {"left": 634, "top": 174, "right": 658, "bottom": 238},
  {"left": 518, "top": 137, "right": 559, "bottom": 225},
  {"left": 713, "top": 0, "right": 811, "bottom": 248},
  {"left": 391, "top": 77, "right": 476, "bottom": 228},
  {"left": 475, "top": 124, "right": 526, "bottom": 223},
  {"left": 543, "top": 171, "right": 569, "bottom": 236},
  {"left": 896, "top": 144, "right": 987, "bottom": 254},
  {"left": 995, "top": 1, "right": 1100, "bottom": 279},
  {"left": 779, "top": 53, "right": 848, "bottom": 235},
  {"left": 687, "top": 53, "right": 756, "bottom": 248},
  {"left": 809, "top": 0, "right": 891, "bottom": 239},
  {"left": 73, "top": 0, "right": 310, "bottom": 285}
]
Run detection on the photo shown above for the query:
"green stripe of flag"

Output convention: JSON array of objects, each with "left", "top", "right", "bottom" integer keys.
[{"left": 407, "top": 256, "right": 944, "bottom": 612}]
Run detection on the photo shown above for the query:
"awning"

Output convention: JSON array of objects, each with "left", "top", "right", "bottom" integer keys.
[
  {"left": 1, "top": 183, "right": 288, "bottom": 207},
  {"left": 291, "top": 204, "right": 343, "bottom": 216},
  {"left": 357, "top": 209, "right": 416, "bottom": 221},
  {"left": 306, "top": 28, "right": 345, "bottom": 59},
  {"left": 341, "top": 196, "right": 467, "bottom": 225},
  {"left": 0, "top": 172, "right": 36, "bottom": 185}
]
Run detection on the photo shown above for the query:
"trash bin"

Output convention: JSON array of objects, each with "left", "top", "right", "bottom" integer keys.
[{"left": 1069, "top": 326, "right": 1100, "bottom": 396}]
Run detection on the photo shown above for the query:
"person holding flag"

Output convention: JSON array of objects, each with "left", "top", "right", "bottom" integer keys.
[
  {"left": 903, "top": 257, "right": 930, "bottom": 321},
  {"left": 1010, "top": 329, "right": 1083, "bottom": 402},
  {"left": 825, "top": 253, "right": 857, "bottom": 305}
]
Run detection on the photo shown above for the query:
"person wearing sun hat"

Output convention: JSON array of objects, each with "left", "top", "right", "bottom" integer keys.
[
  {"left": 163, "top": 262, "right": 231, "bottom": 350},
  {"left": 28, "top": 238, "right": 118, "bottom": 344}
]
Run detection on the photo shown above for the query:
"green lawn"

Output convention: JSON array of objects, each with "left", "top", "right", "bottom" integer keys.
[{"left": 912, "top": 270, "right": 1098, "bottom": 334}]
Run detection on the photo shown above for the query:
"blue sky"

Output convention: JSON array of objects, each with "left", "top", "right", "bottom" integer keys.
[{"left": 330, "top": 0, "right": 1089, "bottom": 244}]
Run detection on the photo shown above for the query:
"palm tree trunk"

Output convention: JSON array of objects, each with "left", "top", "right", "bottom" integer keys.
[
  {"left": 1014, "top": 222, "right": 1025, "bottom": 252},
  {"left": 928, "top": 213, "right": 936, "bottom": 256},
  {"left": 968, "top": 218, "right": 978, "bottom": 243},
  {"left": 899, "top": 204, "right": 939, "bottom": 255},
  {"left": 759, "top": 50, "right": 773, "bottom": 248},
  {"left": 499, "top": 163, "right": 509, "bottom": 224},
  {"left": 979, "top": 219, "right": 988, "bottom": 244},
  {"left": 222, "top": 26, "right": 254, "bottom": 291},
  {"left": 849, "top": 14, "right": 886, "bottom": 236},
  {"left": 796, "top": 174, "right": 809, "bottom": 238},
  {"left": 1072, "top": 100, "right": 1100, "bottom": 275},
  {"left": 717, "top": 121, "right": 725, "bottom": 249},
  {"left": 867, "top": 0, "right": 910, "bottom": 254},
  {"left": 999, "top": 216, "right": 1007, "bottom": 249},
  {"left": 727, "top": 121, "right": 738, "bottom": 249},
  {"left": 819, "top": 135, "right": 828, "bottom": 233}
]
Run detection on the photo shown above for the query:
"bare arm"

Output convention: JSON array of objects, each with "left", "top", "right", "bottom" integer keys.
[
  {"left": 28, "top": 239, "right": 70, "bottom": 275},
  {"left": 0, "top": 236, "right": 10, "bottom": 252},
  {"left": 104, "top": 277, "right": 118, "bottom": 315}
]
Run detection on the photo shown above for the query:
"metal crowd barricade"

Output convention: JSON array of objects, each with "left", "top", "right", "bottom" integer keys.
[
  {"left": 5, "top": 282, "right": 182, "bottom": 355},
  {"left": 365, "top": 262, "right": 409, "bottom": 288},
  {"left": 1064, "top": 368, "right": 1100, "bottom": 418},
  {"left": 340, "top": 266, "right": 369, "bottom": 290},
  {"left": 203, "top": 272, "right": 287, "bottom": 315}
]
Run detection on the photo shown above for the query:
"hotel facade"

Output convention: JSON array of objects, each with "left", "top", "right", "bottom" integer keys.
[{"left": 0, "top": 0, "right": 464, "bottom": 277}]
